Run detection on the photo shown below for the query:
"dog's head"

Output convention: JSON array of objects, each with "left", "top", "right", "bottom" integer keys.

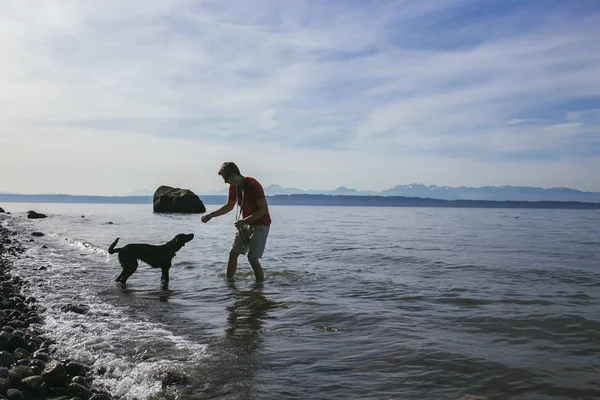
[
  {"left": 167, "top": 233, "right": 194, "bottom": 253},
  {"left": 175, "top": 233, "right": 194, "bottom": 246}
]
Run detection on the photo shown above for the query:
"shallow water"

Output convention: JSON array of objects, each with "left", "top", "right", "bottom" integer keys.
[{"left": 1, "top": 203, "right": 599, "bottom": 399}]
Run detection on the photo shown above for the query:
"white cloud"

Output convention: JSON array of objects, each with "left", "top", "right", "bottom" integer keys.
[
  {"left": 568, "top": 108, "right": 600, "bottom": 125},
  {"left": 0, "top": 0, "right": 599, "bottom": 194}
]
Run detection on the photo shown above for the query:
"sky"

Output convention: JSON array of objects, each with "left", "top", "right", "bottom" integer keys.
[{"left": 1, "top": 0, "right": 599, "bottom": 195}]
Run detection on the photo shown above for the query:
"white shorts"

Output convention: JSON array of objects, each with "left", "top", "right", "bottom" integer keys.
[{"left": 231, "top": 225, "right": 270, "bottom": 259}]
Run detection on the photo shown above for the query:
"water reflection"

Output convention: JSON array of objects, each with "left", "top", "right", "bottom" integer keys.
[
  {"left": 225, "top": 281, "right": 275, "bottom": 348},
  {"left": 114, "top": 282, "right": 173, "bottom": 303},
  {"left": 158, "top": 288, "right": 173, "bottom": 303},
  {"left": 208, "top": 281, "right": 281, "bottom": 397},
  {"left": 180, "top": 282, "right": 287, "bottom": 399}
]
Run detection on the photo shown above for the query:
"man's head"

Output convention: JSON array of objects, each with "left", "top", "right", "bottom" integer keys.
[{"left": 218, "top": 162, "right": 242, "bottom": 183}]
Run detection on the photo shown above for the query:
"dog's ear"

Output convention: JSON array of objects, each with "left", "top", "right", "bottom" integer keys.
[{"left": 174, "top": 234, "right": 188, "bottom": 245}]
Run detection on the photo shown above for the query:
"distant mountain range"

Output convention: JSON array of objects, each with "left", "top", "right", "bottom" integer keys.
[
  {"left": 198, "top": 183, "right": 600, "bottom": 203},
  {"left": 2, "top": 184, "right": 600, "bottom": 203}
]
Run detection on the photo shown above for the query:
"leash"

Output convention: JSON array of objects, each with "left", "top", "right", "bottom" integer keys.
[
  {"left": 235, "top": 182, "right": 245, "bottom": 223},
  {"left": 235, "top": 182, "right": 248, "bottom": 247}
]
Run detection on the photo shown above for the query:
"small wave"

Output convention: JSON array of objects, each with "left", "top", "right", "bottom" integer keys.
[
  {"left": 330, "top": 246, "right": 361, "bottom": 252},
  {"left": 451, "top": 314, "right": 600, "bottom": 346},
  {"left": 177, "top": 261, "right": 197, "bottom": 270},
  {"left": 435, "top": 297, "right": 489, "bottom": 306},
  {"left": 63, "top": 236, "right": 107, "bottom": 254},
  {"left": 497, "top": 298, "right": 555, "bottom": 306},
  {"left": 29, "top": 288, "right": 208, "bottom": 400},
  {"left": 9, "top": 228, "right": 209, "bottom": 399},
  {"left": 446, "top": 264, "right": 483, "bottom": 270}
]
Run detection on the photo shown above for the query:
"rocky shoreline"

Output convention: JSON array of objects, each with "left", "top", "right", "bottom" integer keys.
[{"left": 0, "top": 218, "right": 113, "bottom": 400}]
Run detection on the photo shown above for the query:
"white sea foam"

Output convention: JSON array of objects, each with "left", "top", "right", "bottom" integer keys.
[
  {"left": 8, "top": 223, "right": 209, "bottom": 399},
  {"left": 62, "top": 235, "right": 108, "bottom": 255}
]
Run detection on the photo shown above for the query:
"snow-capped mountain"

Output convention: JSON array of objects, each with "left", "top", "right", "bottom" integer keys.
[{"left": 196, "top": 184, "right": 600, "bottom": 202}]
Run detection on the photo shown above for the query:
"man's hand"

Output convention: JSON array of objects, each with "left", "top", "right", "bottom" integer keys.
[
  {"left": 201, "top": 214, "right": 212, "bottom": 223},
  {"left": 234, "top": 219, "right": 248, "bottom": 229}
]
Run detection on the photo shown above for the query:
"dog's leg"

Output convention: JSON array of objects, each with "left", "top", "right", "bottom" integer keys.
[
  {"left": 121, "top": 262, "right": 138, "bottom": 283},
  {"left": 118, "top": 254, "right": 138, "bottom": 284},
  {"left": 161, "top": 264, "right": 171, "bottom": 283},
  {"left": 160, "top": 265, "right": 172, "bottom": 290},
  {"left": 116, "top": 253, "right": 128, "bottom": 282}
]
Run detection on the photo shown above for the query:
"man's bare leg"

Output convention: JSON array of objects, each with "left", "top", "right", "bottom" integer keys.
[
  {"left": 248, "top": 256, "right": 264, "bottom": 282},
  {"left": 227, "top": 250, "right": 239, "bottom": 279}
]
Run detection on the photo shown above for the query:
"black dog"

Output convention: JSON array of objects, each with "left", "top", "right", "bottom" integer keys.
[{"left": 108, "top": 233, "right": 194, "bottom": 284}]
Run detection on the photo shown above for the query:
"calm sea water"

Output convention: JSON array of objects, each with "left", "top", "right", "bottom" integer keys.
[{"left": 1, "top": 203, "right": 599, "bottom": 400}]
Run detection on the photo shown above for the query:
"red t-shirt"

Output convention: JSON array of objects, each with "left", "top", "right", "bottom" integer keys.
[{"left": 228, "top": 176, "right": 272, "bottom": 226}]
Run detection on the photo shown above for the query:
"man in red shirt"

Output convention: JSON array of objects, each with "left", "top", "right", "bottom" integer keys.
[{"left": 201, "top": 162, "right": 271, "bottom": 281}]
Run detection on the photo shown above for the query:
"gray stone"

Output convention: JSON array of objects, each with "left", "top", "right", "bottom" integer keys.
[
  {"left": 8, "top": 365, "right": 33, "bottom": 384},
  {"left": 7, "top": 335, "right": 27, "bottom": 352},
  {"left": 60, "top": 304, "right": 90, "bottom": 315},
  {"left": 26, "top": 211, "right": 47, "bottom": 219},
  {"left": 153, "top": 186, "right": 206, "bottom": 213},
  {"left": 47, "top": 387, "right": 68, "bottom": 397},
  {"left": 65, "top": 362, "right": 87, "bottom": 378},
  {"left": 20, "top": 375, "right": 44, "bottom": 392},
  {"left": 0, "top": 377, "right": 10, "bottom": 394},
  {"left": 5, "top": 389, "right": 25, "bottom": 400},
  {"left": 0, "top": 334, "right": 8, "bottom": 352},
  {"left": 90, "top": 394, "right": 112, "bottom": 400},
  {"left": 0, "top": 351, "right": 15, "bottom": 367},
  {"left": 41, "top": 360, "right": 69, "bottom": 386},
  {"left": 71, "top": 375, "right": 90, "bottom": 388},
  {"left": 12, "top": 348, "right": 30, "bottom": 360},
  {"left": 68, "top": 382, "right": 91, "bottom": 398},
  {"left": 5, "top": 388, "right": 25, "bottom": 400}
]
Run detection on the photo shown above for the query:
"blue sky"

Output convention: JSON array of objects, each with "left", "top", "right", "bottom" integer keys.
[{"left": 1, "top": 0, "right": 599, "bottom": 195}]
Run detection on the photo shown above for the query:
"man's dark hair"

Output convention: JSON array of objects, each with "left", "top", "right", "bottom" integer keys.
[{"left": 218, "top": 162, "right": 241, "bottom": 178}]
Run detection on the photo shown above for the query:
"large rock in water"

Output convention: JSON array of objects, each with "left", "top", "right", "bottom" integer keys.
[
  {"left": 27, "top": 211, "right": 47, "bottom": 219},
  {"left": 153, "top": 186, "right": 206, "bottom": 214}
]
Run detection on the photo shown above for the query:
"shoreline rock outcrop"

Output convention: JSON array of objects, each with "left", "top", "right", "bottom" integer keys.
[
  {"left": 26, "top": 211, "right": 47, "bottom": 220},
  {"left": 0, "top": 221, "right": 113, "bottom": 399},
  {"left": 153, "top": 186, "right": 206, "bottom": 214}
]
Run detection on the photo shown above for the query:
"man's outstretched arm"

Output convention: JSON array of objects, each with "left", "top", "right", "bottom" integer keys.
[{"left": 201, "top": 198, "right": 236, "bottom": 222}]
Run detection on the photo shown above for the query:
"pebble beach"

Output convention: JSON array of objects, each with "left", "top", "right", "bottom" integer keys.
[{"left": 0, "top": 211, "right": 113, "bottom": 400}]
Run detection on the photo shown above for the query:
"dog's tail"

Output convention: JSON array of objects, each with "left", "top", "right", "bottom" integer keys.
[{"left": 108, "top": 238, "right": 121, "bottom": 254}]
